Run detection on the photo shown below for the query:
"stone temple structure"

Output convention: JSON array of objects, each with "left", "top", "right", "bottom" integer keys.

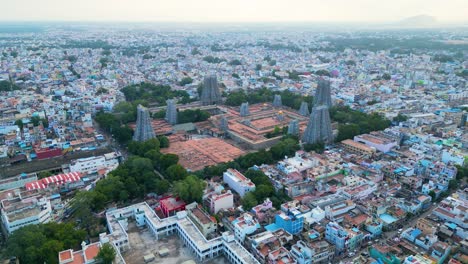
[
  {"left": 240, "top": 102, "right": 250, "bottom": 117},
  {"left": 302, "top": 105, "right": 333, "bottom": 144},
  {"left": 165, "top": 99, "right": 178, "bottom": 125},
  {"left": 299, "top": 102, "right": 310, "bottom": 116},
  {"left": 273, "top": 94, "right": 282, "bottom": 107},
  {"left": 133, "top": 104, "right": 155, "bottom": 142},
  {"left": 201, "top": 74, "right": 222, "bottom": 105},
  {"left": 219, "top": 115, "right": 229, "bottom": 132},
  {"left": 314, "top": 79, "right": 332, "bottom": 107},
  {"left": 287, "top": 119, "right": 299, "bottom": 136}
]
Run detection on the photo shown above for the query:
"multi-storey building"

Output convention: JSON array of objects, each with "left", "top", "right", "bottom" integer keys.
[
  {"left": 325, "top": 222, "right": 349, "bottom": 255},
  {"left": 69, "top": 152, "right": 120, "bottom": 174},
  {"left": 233, "top": 213, "right": 260, "bottom": 242},
  {"left": 223, "top": 169, "right": 256, "bottom": 197},
  {"left": 0, "top": 173, "right": 37, "bottom": 191},
  {"left": 187, "top": 204, "right": 217, "bottom": 238},
  {"left": 105, "top": 202, "right": 259, "bottom": 264},
  {"left": 1, "top": 189, "right": 52, "bottom": 234},
  {"left": 207, "top": 191, "right": 234, "bottom": 214}
]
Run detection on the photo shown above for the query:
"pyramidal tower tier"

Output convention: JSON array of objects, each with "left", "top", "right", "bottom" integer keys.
[
  {"left": 240, "top": 102, "right": 250, "bottom": 117},
  {"left": 133, "top": 104, "right": 156, "bottom": 142},
  {"left": 299, "top": 101, "right": 310, "bottom": 116},
  {"left": 314, "top": 79, "right": 332, "bottom": 108},
  {"left": 219, "top": 115, "right": 229, "bottom": 132},
  {"left": 273, "top": 94, "right": 282, "bottom": 107},
  {"left": 302, "top": 105, "right": 333, "bottom": 144},
  {"left": 287, "top": 119, "right": 299, "bottom": 135},
  {"left": 165, "top": 99, "right": 178, "bottom": 125},
  {"left": 201, "top": 74, "right": 222, "bottom": 106}
]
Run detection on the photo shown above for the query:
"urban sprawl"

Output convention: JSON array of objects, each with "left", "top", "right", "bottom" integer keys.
[{"left": 0, "top": 25, "right": 467, "bottom": 264}]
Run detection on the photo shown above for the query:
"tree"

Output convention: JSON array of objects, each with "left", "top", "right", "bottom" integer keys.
[
  {"left": 174, "top": 175, "right": 205, "bottom": 203},
  {"left": 112, "top": 125, "right": 133, "bottom": 143},
  {"left": 229, "top": 59, "right": 242, "bottom": 66},
  {"left": 158, "top": 136, "right": 170, "bottom": 148},
  {"left": 232, "top": 73, "right": 240, "bottom": 79},
  {"left": 179, "top": 77, "right": 193, "bottom": 86},
  {"left": 70, "top": 191, "right": 100, "bottom": 236},
  {"left": 382, "top": 73, "right": 391, "bottom": 80},
  {"left": 393, "top": 114, "right": 408, "bottom": 124},
  {"left": 225, "top": 90, "right": 248, "bottom": 106},
  {"left": 304, "top": 142, "right": 325, "bottom": 153},
  {"left": 428, "top": 190, "right": 436, "bottom": 201},
  {"left": 448, "top": 179, "right": 458, "bottom": 190},
  {"left": 14, "top": 119, "right": 24, "bottom": 130},
  {"left": 38, "top": 171, "right": 53, "bottom": 179},
  {"left": 336, "top": 124, "right": 361, "bottom": 142},
  {"left": 254, "top": 185, "right": 274, "bottom": 202},
  {"left": 0, "top": 80, "right": 19, "bottom": 91},
  {"left": 178, "top": 109, "right": 211, "bottom": 123},
  {"left": 159, "top": 154, "right": 179, "bottom": 170},
  {"left": 99, "top": 57, "right": 109, "bottom": 68},
  {"left": 154, "top": 179, "right": 170, "bottom": 195},
  {"left": 96, "top": 243, "right": 116, "bottom": 264},
  {"left": 7, "top": 223, "right": 86, "bottom": 264},
  {"left": 244, "top": 169, "right": 271, "bottom": 186},
  {"left": 166, "top": 164, "right": 188, "bottom": 182},
  {"left": 241, "top": 192, "right": 258, "bottom": 211},
  {"left": 30, "top": 115, "right": 40, "bottom": 126},
  {"left": 255, "top": 64, "right": 262, "bottom": 71}
]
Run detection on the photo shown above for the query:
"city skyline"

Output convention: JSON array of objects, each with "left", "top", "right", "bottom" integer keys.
[{"left": 1, "top": 0, "right": 468, "bottom": 23}]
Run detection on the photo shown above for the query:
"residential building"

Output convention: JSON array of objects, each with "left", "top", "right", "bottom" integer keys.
[
  {"left": 0, "top": 173, "right": 37, "bottom": 191},
  {"left": 208, "top": 190, "right": 234, "bottom": 214},
  {"left": 69, "top": 152, "right": 120, "bottom": 174},
  {"left": 233, "top": 213, "right": 260, "bottom": 242},
  {"left": 1, "top": 190, "right": 52, "bottom": 234},
  {"left": 187, "top": 204, "right": 217, "bottom": 238},
  {"left": 58, "top": 241, "right": 102, "bottom": 264},
  {"left": 223, "top": 169, "right": 256, "bottom": 197},
  {"left": 325, "top": 222, "right": 349, "bottom": 255},
  {"left": 354, "top": 133, "right": 398, "bottom": 153}
]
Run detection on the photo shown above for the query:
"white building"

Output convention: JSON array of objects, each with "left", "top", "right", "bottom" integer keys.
[
  {"left": 1, "top": 190, "right": 52, "bottom": 234},
  {"left": 324, "top": 200, "right": 356, "bottom": 221},
  {"left": 354, "top": 134, "right": 398, "bottom": 153},
  {"left": 441, "top": 149, "right": 465, "bottom": 166},
  {"left": 209, "top": 191, "right": 234, "bottom": 214},
  {"left": 233, "top": 213, "right": 261, "bottom": 242},
  {"left": 223, "top": 169, "right": 256, "bottom": 197},
  {"left": 69, "top": 152, "right": 120, "bottom": 174},
  {"left": 104, "top": 202, "right": 259, "bottom": 264},
  {"left": 0, "top": 173, "right": 38, "bottom": 191}
]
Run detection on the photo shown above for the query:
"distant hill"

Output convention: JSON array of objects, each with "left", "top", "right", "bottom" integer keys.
[{"left": 397, "top": 15, "right": 437, "bottom": 27}]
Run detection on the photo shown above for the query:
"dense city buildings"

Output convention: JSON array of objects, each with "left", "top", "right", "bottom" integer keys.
[{"left": 0, "top": 21, "right": 466, "bottom": 264}]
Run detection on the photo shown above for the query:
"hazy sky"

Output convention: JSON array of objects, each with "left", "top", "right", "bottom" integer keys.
[{"left": 2, "top": 0, "right": 467, "bottom": 23}]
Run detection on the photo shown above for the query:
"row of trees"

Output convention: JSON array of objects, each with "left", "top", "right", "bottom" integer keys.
[
  {"left": 15, "top": 115, "right": 49, "bottom": 130},
  {"left": 225, "top": 88, "right": 313, "bottom": 110},
  {"left": 6, "top": 223, "right": 86, "bottom": 264},
  {"left": 121, "top": 82, "right": 191, "bottom": 105},
  {"left": 153, "top": 108, "right": 211, "bottom": 124},
  {"left": 94, "top": 111, "right": 133, "bottom": 144},
  {"left": 6, "top": 222, "right": 115, "bottom": 264},
  {"left": 330, "top": 106, "right": 392, "bottom": 142}
]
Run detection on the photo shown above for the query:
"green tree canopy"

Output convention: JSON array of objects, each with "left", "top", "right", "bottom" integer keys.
[
  {"left": 7, "top": 223, "right": 86, "bottom": 264},
  {"left": 96, "top": 243, "right": 116, "bottom": 264},
  {"left": 174, "top": 175, "right": 205, "bottom": 203}
]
